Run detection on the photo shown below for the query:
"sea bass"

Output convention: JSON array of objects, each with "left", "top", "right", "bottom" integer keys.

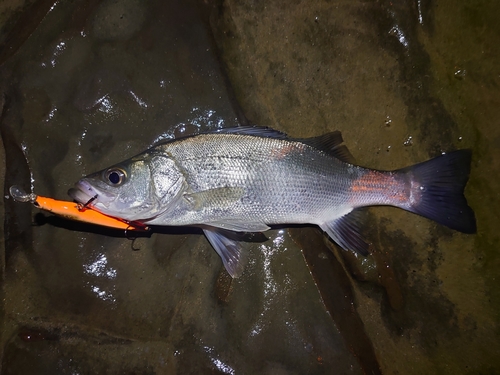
[{"left": 68, "top": 127, "right": 476, "bottom": 277}]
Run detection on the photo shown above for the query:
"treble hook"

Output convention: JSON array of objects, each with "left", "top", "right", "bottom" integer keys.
[{"left": 125, "top": 225, "right": 141, "bottom": 251}]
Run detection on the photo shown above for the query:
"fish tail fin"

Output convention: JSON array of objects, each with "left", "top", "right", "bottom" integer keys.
[{"left": 398, "top": 149, "right": 476, "bottom": 233}]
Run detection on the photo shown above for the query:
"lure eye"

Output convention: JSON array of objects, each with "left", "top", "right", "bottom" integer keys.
[{"left": 105, "top": 168, "right": 127, "bottom": 186}]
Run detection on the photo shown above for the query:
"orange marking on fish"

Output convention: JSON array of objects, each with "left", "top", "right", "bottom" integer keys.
[
  {"left": 34, "top": 196, "right": 149, "bottom": 231},
  {"left": 270, "top": 143, "right": 305, "bottom": 159},
  {"left": 350, "top": 171, "right": 407, "bottom": 204}
]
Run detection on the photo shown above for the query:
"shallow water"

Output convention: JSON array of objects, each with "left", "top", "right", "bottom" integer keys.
[{"left": 1, "top": 0, "right": 499, "bottom": 374}]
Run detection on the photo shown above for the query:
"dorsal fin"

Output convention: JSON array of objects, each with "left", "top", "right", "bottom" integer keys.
[
  {"left": 299, "top": 131, "right": 356, "bottom": 164},
  {"left": 151, "top": 126, "right": 288, "bottom": 148},
  {"left": 211, "top": 125, "right": 289, "bottom": 139}
]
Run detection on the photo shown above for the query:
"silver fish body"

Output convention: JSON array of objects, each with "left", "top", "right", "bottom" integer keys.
[{"left": 69, "top": 127, "right": 476, "bottom": 277}]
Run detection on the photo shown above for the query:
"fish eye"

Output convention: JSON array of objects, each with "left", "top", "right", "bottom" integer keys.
[{"left": 105, "top": 168, "right": 127, "bottom": 186}]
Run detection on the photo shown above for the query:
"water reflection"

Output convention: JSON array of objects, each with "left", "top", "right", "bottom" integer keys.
[
  {"left": 128, "top": 90, "right": 148, "bottom": 109},
  {"left": 417, "top": 0, "right": 424, "bottom": 25},
  {"left": 95, "top": 95, "right": 114, "bottom": 114},
  {"left": 83, "top": 253, "right": 117, "bottom": 279},
  {"left": 248, "top": 229, "right": 301, "bottom": 345},
  {"left": 389, "top": 25, "right": 409, "bottom": 48},
  {"left": 203, "top": 345, "right": 236, "bottom": 375},
  {"left": 150, "top": 107, "right": 230, "bottom": 145},
  {"left": 20, "top": 142, "right": 35, "bottom": 193},
  {"left": 79, "top": 241, "right": 118, "bottom": 303}
]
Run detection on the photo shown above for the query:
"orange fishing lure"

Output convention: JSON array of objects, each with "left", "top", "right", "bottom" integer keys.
[{"left": 9, "top": 186, "right": 148, "bottom": 232}]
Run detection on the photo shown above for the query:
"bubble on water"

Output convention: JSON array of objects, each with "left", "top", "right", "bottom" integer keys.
[
  {"left": 403, "top": 135, "right": 413, "bottom": 146},
  {"left": 384, "top": 116, "right": 392, "bottom": 127},
  {"left": 454, "top": 69, "right": 467, "bottom": 80}
]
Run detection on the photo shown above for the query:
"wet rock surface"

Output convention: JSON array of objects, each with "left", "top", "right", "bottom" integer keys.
[{"left": 1, "top": 0, "right": 499, "bottom": 374}]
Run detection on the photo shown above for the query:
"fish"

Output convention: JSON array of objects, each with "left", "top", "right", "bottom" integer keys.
[{"left": 68, "top": 127, "right": 476, "bottom": 277}]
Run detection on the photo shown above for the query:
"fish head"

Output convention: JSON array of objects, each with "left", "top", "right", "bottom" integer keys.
[{"left": 68, "top": 151, "right": 185, "bottom": 221}]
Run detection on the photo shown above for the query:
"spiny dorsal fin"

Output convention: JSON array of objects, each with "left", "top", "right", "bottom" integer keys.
[
  {"left": 152, "top": 126, "right": 288, "bottom": 148},
  {"left": 299, "top": 131, "right": 356, "bottom": 164},
  {"left": 211, "top": 126, "right": 289, "bottom": 139}
]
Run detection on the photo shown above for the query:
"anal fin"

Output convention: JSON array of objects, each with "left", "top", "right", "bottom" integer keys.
[{"left": 319, "top": 209, "right": 370, "bottom": 256}]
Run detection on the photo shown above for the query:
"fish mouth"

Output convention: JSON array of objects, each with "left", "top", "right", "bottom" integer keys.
[{"left": 68, "top": 179, "right": 114, "bottom": 208}]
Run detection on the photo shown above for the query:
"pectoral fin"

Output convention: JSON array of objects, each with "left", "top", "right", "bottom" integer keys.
[
  {"left": 183, "top": 187, "right": 245, "bottom": 210},
  {"left": 203, "top": 227, "right": 247, "bottom": 278},
  {"left": 320, "top": 209, "right": 370, "bottom": 256},
  {"left": 184, "top": 187, "right": 270, "bottom": 232}
]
